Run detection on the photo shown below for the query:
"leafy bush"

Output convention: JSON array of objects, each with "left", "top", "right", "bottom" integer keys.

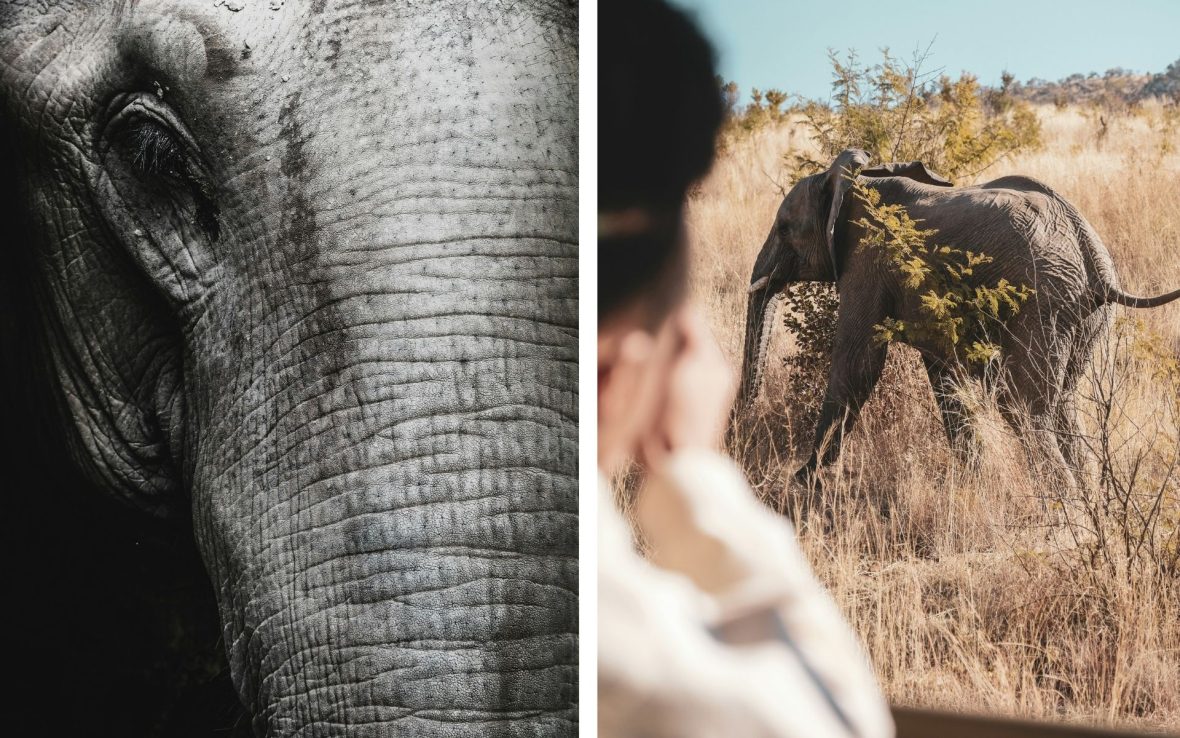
[
  {"left": 791, "top": 49, "right": 1041, "bottom": 181},
  {"left": 779, "top": 281, "right": 840, "bottom": 422},
  {"left": 1143, "top": 57, "right": 1180, "bottom": 103}
]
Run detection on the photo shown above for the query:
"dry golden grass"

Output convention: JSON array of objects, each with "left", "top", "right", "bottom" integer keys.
[{"left": 687, "top": 104, "right": 1180, "bottom": 730}]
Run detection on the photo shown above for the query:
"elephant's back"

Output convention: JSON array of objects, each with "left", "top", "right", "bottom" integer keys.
[
  {"left": 975, "top": 174, "right": 1059, "bottom": 197},
  {"left": 971, "top": 175, "right": 1120, "bottom": 293},
  {"left": 888, "top": 177, "right": 1116, "bottom": 303}
]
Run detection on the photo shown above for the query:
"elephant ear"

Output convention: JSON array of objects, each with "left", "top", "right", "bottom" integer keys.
[
  {"left": 822, "top": 148, "right": 872, "bottom": 281},
  {"left": 859, "top": 160, "right": 954, "bottom": 187}
]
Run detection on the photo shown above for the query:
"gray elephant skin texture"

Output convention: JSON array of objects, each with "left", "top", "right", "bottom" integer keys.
[
  {"left": 0, "top": 1, "right": 578, "bottom": 736},
  {"left": 739, "top": 148, "right": 1180, "bottom": 484}
]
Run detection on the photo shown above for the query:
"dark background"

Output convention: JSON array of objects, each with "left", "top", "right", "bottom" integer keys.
[{"left": 1, "top": 117, "right": 246, "bottom": 736}]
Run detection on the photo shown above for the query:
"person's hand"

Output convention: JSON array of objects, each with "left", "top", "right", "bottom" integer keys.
[{"left": 641, "top": 307, "right": 736, "bottom": 465}]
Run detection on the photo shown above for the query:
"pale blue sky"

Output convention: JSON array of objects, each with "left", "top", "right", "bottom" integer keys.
[{"left": 668, "top": 0, "right": 1180, "bottom": 102}]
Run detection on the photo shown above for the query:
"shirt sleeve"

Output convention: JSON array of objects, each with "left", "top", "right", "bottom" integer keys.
[{"left": 598, "top": 453, "right": 894, "bottom": 738}]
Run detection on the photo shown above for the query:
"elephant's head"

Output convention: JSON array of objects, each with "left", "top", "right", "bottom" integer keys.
[
  {"left": 736, "top": 148, "right": 951, "bottom": 406},
  {"left": 1, "top": 1, "right": 576, "bottom": 734}
]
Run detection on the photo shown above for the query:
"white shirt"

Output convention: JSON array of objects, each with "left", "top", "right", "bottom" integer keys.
[{"left": 598, "top": 451, "right": 894, "bottom": 738}]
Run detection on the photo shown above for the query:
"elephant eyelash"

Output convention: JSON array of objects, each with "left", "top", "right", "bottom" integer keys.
[
  {"left": 109, "top": 109, "right": 221, "bottom": 242},
  {"left": 123, "top": 119, "right": 188, "bottom": 179}
]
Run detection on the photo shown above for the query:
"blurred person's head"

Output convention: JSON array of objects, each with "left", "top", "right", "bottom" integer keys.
[{"left": 598, "top": 0, "right": 724, "bottom": 470}]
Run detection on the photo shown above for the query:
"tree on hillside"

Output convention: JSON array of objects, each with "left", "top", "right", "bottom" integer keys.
[
  {"left": 790, "top": 48, "right": 1041, "bottom": 181},
  {"left": 1144, "top": 58, "right": 1180, "bottom": 102}
]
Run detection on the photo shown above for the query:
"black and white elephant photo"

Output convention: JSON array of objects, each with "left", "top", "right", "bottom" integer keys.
[{"left": 0, "top": 0, "right": 578, "bottom": 735}]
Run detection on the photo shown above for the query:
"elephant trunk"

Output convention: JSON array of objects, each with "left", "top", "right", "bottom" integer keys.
[
  {"left": 180, "top": 8, "right": 577, "bottom": 732},
  {"left": 190, "top": 236, "right": 577, "bottom": 736},
  {"left": 736, "top": 284, "right": 779, "bottom": 410},
  {"left": 735, "top": 237, "right": 793, "bottom": 411}
]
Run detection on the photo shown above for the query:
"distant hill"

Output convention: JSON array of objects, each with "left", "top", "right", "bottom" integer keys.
[{"left": 1006, "top": 58, "right": 1180, "bottom": 106}]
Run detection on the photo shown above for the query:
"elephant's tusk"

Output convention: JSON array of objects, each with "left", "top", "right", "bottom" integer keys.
[{"left": 748, "top": 276, "right": 769, "bottom": 294}]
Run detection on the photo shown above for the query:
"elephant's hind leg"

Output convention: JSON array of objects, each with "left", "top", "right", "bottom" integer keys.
[
  {"left": 998, "top": 317, "right": 1081, "bottom": 509},
  {"left": 1053, "top": 396, "right": 1086, "bottom": 473},
  {"left": 996, "top": 390, "right": 1079, "bottom": 515}
]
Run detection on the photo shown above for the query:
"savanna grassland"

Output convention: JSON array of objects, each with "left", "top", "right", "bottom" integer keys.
[{"left": 689, "top": 104, "right": 1180, "bottom": 729}]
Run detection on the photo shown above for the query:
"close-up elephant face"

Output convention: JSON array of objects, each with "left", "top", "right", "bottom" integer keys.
[{"left": 1, "top": 0, "right": 577, "bottom": 734}]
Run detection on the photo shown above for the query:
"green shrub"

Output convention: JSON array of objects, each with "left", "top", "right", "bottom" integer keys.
[
  {"left": 790, "top": 49, "right": 1041, "bottom": 181},
  {"left": 780, "top": 281, "right": 840, "bottom": 423}
]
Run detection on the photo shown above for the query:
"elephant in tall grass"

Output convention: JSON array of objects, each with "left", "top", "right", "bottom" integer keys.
[
  {"left": 0, "top": 1, "right": 576, "bottom": 734},
  {"left": 737, "top": 148, "right": 1180, "bottom": 487}
]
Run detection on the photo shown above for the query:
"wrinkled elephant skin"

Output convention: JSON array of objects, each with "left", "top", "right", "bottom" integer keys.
[{"left": 0, "top": 1, "right": 578, "bottom": 735}]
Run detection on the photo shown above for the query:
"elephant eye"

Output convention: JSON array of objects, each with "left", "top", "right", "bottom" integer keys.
[
  {"left": 103, "top": 93, "right": 207, "bottom": 187},
  {"left": 102, "top": 93, "right": 220, "bottom": 241},
  {"left": 121, "top": 118, "right": 188, "bottom": 180}
]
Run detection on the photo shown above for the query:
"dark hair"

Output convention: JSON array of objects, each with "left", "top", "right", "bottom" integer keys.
[{"left": 598, "top": 0, "right": 724, "bottom": 321}]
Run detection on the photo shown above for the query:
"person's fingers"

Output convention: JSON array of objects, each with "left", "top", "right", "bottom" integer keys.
[
  {"left": 617, "top": 329, "right": 655, "bottom": 366},
  {"left": 638, "top": 427, "right": 671, "bottom": 470},
  {"left": 605, "top": 330, "right": 661, "bottom": 464},
  {"left": 679, "top": 310, "right": 733, "bottom": 391},
  {"left": 634, "top": 320, "right": 681, "bottom": 463},
  {"left": 675, "top": 305, "right": 708, "bottom": 353}
]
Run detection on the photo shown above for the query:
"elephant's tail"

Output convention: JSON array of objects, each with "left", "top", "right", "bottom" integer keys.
[{"left": 1100, "top": 285, "right": 1180, "bottom": 309}]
